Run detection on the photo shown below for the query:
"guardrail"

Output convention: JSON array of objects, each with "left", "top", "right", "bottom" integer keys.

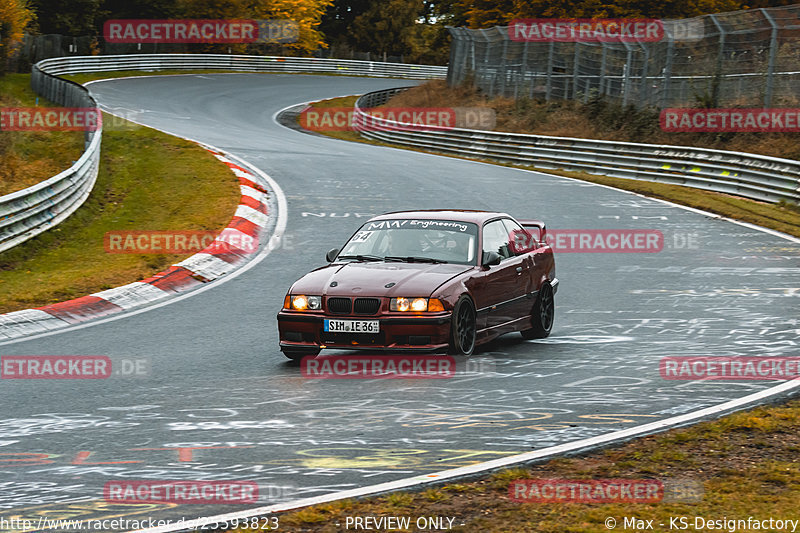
[
  {"left": 34, "top": 54, "right": 447, "bottom": 79},
  {"left": 0, "top": 64, "right": 101, "bottom": 253},
  {"left": 1, "top": 55, "right": 447, "bottom": 254},
  {"left": 355, "top": 88, "right": 800, "bottom": 204}
]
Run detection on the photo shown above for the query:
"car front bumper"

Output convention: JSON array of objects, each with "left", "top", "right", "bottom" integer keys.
[{"left": 277, "top": 312, "right": 453, "bottom": 353}]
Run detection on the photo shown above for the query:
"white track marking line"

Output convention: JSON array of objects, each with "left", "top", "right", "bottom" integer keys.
[
  {"left": 133, "top": 378, "right": 800, "bottom": 533},
  {"left": 0, "top": 87, "right": 288, "bottom": 346},
  {"left": 130, "top": 92, "right": 800, "bottom": 533}
]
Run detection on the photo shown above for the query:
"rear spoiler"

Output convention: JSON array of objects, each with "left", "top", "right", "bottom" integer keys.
[{"left": 518, "top": 219, "right": 547, "bottom": 243}]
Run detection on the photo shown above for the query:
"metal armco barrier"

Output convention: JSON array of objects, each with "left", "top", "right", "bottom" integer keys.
[
  {"left": 0, "top": 65, "right": 101, "bottom": 253},
  {"left": 355, "top": 88, "right": 800, "bottom": 204},
  {"left": 1, "top": 55, "right": 446, "bottom": 254},
  {"left": 34, "top": 54, "right": 447, "bottom": 79}
]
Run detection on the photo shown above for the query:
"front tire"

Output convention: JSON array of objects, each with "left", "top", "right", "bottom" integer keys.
[
  {"left": 521, "top": 282, "right": 554, "bottom": 339},
  {"left": 449, "top": 295, "right": 476, "bottom": 356},
  {"left": 281, "top": 347, "right": 321, "bottom": 362}
]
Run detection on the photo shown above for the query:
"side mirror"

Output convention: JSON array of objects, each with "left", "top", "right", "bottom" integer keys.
[
  {"left": 326, "top": 248, "right": 340, "bottom": 262},
  {"left": 482, "top": 250, "right": 502, "bottom": 267}
]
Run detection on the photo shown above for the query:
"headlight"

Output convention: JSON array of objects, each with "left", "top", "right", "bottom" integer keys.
[
  {"left": 286, "top": 295, "right": 322, "bottom": 311},
  {"left": 390, "top": 297, "right": 445, "bottom": 312}
]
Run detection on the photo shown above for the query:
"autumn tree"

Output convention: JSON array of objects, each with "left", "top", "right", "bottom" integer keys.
[
  {"left": 255, "top": 0, "right": 333, "bottom": 55},
  {"left": 174, "top": 0, "right": 332, "bottom": 54},
  {"left": 321, "top": 0, "right": 454, "bottom": 63},
  {"left": 320, "top": 0, "right": 372, "bottom": 47},
  {"left": 29, "top": 0, "right": 100, "bottom": 34},
  {"left": 0, "top": 0, "right": 34, "bottom": 71},
  {"left": 348, "top": 0, "right": 422, "bottom": 58}
]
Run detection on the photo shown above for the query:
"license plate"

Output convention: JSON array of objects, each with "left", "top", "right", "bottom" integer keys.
[{"left": 324, "top": 319, "right": 380, "bottom": 333}]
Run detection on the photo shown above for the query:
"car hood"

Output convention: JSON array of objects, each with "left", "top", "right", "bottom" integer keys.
[{"left": 290, "top": 262, "right": 474, "bottom": 298}]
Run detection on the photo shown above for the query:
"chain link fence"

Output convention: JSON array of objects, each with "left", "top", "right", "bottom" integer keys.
[{"left": 447, "top": 4, "right": 800, "bottom": 108}]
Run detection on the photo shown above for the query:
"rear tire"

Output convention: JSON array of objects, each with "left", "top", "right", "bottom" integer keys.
[
  {"left": 449, "top": 295, "right": 476, "bottom": 356},
  {"left": 282, "top": 348, "right": 321, "bottom": 362},
  {"left": 521, "top": 282, "right": 554, "bottom": 339}
]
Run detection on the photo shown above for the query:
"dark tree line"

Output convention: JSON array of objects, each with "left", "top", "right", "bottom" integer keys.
[{"left": 11, "top": 0, "right": 800, "bottom": 65}]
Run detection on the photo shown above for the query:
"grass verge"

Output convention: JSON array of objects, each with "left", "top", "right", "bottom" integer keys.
[
  {"left": 0, "top": 74, "right": 86, "bottom": 195},
  {"left": 300, "top": 96, "right": 800, "bottom": 239},
  {"left": 218, "top": 397, "right": 800, "bottom": 532},
  {"left": 0, "top": 78, "right": 240, "bottom": 313}
]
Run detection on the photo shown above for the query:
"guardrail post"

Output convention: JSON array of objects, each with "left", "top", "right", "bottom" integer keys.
[
  {"left": 709, "top": 14, "right": 726, "bottom": 107},
  {"left": 446, "top": 26, "right": 461, "bottom": 87},
  {"left": 661, "top": 24, "right": 675, "bottom": 108},
  {"left": 522, "top": 40, "right": 530, "bottom": 98},
  {"left": 599, "top": 42, "right": 608, "bottom": 96},
  {"left": 622, "top": 42, "right": 634, "bottom": 107},
  {"left": 572, "top": 42, "right": 581, "bottom": 100},
  {"left": 639, "top": 42, "right": 650, "bottom": 106},
  {"left": 761, "top": 8, "right": 779, "bottom": 108},
  {"left": 499, "top": 27, "right": 509, "bottom": 97},
  {"left": 546, "top": 41, "right": 554, "bottom": 101},
  {"left": 479, "top": 29, "right": 493, "bottom": 97},
  {"left": 469, "top": 30, "right": 477, "bottom": 77}
]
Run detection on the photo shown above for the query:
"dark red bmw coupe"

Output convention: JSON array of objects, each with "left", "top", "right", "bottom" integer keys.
[{"left": 277, "top": 210, "right": 558, "bottom": 360}]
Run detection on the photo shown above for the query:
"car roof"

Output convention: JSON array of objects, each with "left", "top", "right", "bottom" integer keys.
[{"left": 368, "top": 210, "right": 512, "bottom": 225}]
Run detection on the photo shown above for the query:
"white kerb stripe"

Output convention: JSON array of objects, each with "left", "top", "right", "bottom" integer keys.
[
  {"left": 91, "top": 282, "right": 171, "bottom": 310},
  {"left": 0, "top": 309, "right": 71, "bottom": 339},
  {"left": 214, "top": 228, "right": 257, "bottom": 251},
  {"left": 176, "top": 253, "right": 236, "bottom": 280},
  {"left": 235, "top": 205, "right": 269, "bottom": 227},
  {"left": 229, "top": 167, "right": 254, "bottom": 180},
  {"left": 240, "top": 185, "right": 269, "bottom": 204}
]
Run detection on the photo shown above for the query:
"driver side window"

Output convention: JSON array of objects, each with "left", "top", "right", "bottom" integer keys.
[{"left": 482, "top": 220, "right": 512, "bottom": 260}]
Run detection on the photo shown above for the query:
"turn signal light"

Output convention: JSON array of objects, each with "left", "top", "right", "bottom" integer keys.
[{"left": 428, "top": 298, "right": 445, "bottom": 312}]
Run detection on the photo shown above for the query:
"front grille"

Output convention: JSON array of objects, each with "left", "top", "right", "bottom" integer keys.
[
  {"left": 353, "top": 298, "right": 381, "bottom": 315},
  {"left": 327, "top": 297, "right": 351, "bottom": 314}
]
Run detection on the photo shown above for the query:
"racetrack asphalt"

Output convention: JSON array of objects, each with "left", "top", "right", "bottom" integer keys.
[{"left": 0, "top": 73, "right": 798, "bottom": 529}]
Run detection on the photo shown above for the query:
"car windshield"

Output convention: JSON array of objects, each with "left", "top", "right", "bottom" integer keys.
[{"left": 338, "top": 219, "right": 479, "bottom": 265}]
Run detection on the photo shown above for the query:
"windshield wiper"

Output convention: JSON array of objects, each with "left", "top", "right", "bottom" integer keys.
[
  {"left": 384, "top": 256, "right": 448, "bottom": 264},
  {"left": 337, "top": 254, "right": 385, "bottom": 262}
]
